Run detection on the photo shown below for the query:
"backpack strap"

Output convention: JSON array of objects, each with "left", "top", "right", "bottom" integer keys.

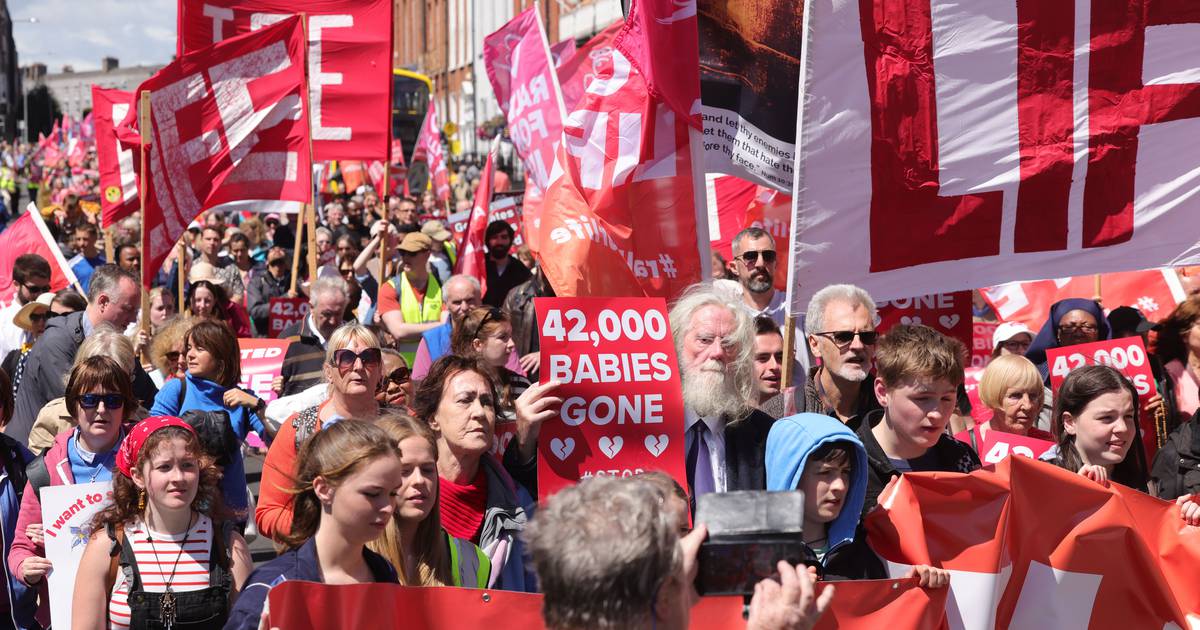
[
  {"left": 104, "top": 522, "right": 125, "bottom": 597},
  {"left": 24, "top": 457, "right": 50, "bottom": 501},
  {"left": 176, "top": 374, "right": 188, "bottom": 411},
  {"left": 292, "top": 405, "right": 321, "bottom": 452}
]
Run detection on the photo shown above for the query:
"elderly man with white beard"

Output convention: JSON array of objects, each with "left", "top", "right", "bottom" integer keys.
[
  {"left": 797, "top": 284, "right": 882, "bottom": 430},
  {"left": 669, "top": 285, "right": 777, "bottom": 510}
]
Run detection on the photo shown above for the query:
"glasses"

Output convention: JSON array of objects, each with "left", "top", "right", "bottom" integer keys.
[
  {"left": 738, "top": 250, "right": 777, "bottom": 265},
  {"left": 1000, "top": 340, "right": 1031, "bottom": 352},
  {"left": 1059, "top": 323, "right": 1098, "bottom": 334},
  {"left": 813, "top": 330, "right": 879, "bottom": 346},
  {"left": 331, "top": 348, "right": 382, "bottom": 372},
  {"left": 387, "top": 365, "right": 411, "bottom": 385},
  {"left": 269, "top": 258, "right": 287, "bottom": 267},
  {"left": 165, "top": 351, "right": 182, "bottom": 361},
  {"left": 471, "top": 307, "right": 504, "bottom": 340},
  {"left": 78, "top": 393, "right": 125, "bottom": 410},
  {"left": 23, "top": 283, "right": 50, "bottom": 295},
  {"left": 28, "top": 312, "right": 46, "bottom": 323},
  {"left": 46, "top": 310, "right": 74, "bottom": 320}
]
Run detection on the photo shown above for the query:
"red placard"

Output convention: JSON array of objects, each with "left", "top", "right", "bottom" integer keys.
[
  {"left": 268, "top": 297, "right": 310, "bottom": 338},
  {"left": 1045, "top": 337, "right": 1159, "bottom": 461},
  {"left": 971, "top": 321, "right": 1000, "bottom": 369},
  {"left": 964, "top": 429, "right": 1057, "bottom": 466},
  {"left": 876, "top": 291, "right": 973, "bottom": 350},
  {"left": 534, "top": 297, "right": 687, "bottom": 501},
  {"left": 962, "top": 366, "right": 991, "bottom": 425},
  {"left": 237, "top": 338, "right": 289, "bottom": 404}
]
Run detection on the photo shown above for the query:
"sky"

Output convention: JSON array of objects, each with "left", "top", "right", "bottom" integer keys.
[{"left": 10, "top": 0, "right": 176, "bottom": 72}]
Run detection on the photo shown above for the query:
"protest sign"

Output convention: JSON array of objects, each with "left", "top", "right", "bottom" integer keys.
[
  {"left": 446, "top": 194, "right": 525, "bottom": 250},
  {"left": 42, "top": 481, "right": 112, "bottom": 630},
  {"left": 238, "top": 338, "right": 290, "bottom": 404},
  {"left": 268, "top": 297, "right": 310, "bottom": 338},
  {"left": 91, "top": 87, "right": 139, "bottom": 227},
  {"left": 971, "top": 321, "right": 1000, "bottom": 368},
  {"left": 969, "top": 429, "right": 1056, "bottom": 466},
  {"left": 961, "top": 366, "right": 990, "bottom": 425},
  {"left": 876, "top": 292, "right": 973, "bottom": 351},
  {"left": 1045, "top": 336, "right": 1159, "bottom": 461},
  {"left": 534, "top": 297, "right": 687, "bottom": 501}
]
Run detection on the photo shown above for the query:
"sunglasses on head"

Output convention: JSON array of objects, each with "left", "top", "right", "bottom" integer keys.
[
  {"left": 332, "top": 348, "right": 382, "bottom": 372},
  {"left": 471, "top": 307, "right": 504, "bottom": 340},
  {"left": 738, "top": 250, "right": 776, "bottom": 265},
  {"left": 813, "top": 330, "right": 879, "bottom": 346},
  {"left": 78, "top": 393, "right": 125, "bottom": 410}
]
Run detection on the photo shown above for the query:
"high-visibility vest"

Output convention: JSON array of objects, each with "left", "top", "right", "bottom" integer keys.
[
  {"left": 443, "top": 241, "right": 457, "bottom": 267},
  {"left": 393, "top": 272, "right": 442, "bottom": 365},
  {"left": 446, "top": 531, "right": 491, "bottom": 588}
]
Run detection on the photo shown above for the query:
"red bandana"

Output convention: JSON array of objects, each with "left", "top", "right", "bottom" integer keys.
[{"left": 115, "top": 416, "right": 196, "bottom": 477}]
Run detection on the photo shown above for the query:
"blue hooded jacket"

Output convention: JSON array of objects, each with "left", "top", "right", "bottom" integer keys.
[{"left": 766, "top": 413, "right": 869, "bottom": 563}]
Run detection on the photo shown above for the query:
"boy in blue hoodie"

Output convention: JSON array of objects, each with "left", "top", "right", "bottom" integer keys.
[{"left": 766, "top": 413, "right": 948, "bottom": 587}]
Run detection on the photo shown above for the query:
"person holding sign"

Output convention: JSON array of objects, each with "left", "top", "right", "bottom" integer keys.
[
  {"left": 411, "top": 355, "right": 534, "bottom": 592},
  {"left": 1046, "top": 365, "right": 1149, "bottom": 491},
  {"left": 956, "top": 355, "right": 1053, "bottom": 451},
  {"left": 72, "top": 416, "right": 253, "bottom": 630},
  {"left": 1025, "top": 298, "right": 1110, "bottom": 382},
  {"left": 10, "top": 356, "right": 131, "bottom": 629},
  {"left": 451, "top": 307, "right": 531, "bottom": 420},
  {"left": 227, "top": 420, "right": 402, "bottom": 630}
]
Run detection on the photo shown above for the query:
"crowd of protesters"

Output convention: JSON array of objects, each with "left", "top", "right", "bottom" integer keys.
[{"left": 0, "top": 134, "right": 1197, "bottom": 629}]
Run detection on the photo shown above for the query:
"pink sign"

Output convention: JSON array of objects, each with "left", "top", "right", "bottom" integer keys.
[
  {"left": 483, "top": 7, "right": 566, "bottom": 195},
  {"left": 238, "top": 338, "right": 290, "bottom": 404},
  {"left": 268, "top": 297, "right": 310, "bottom": 338},
  {"left": 876, "top": 292, "right": 973, "bottom": 351},
  {"left": 971, "top": 321, "right": 1000, "bottom": 368},
  {"left": 535, "top": 297, "right": 687, "bottom": 501},
  {"left": 967, "top": 429, "right": 1057, "bottom": 466}
]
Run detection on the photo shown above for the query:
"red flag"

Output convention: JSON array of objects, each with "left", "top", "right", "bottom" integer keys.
[
  {"left": 615, "top": 0, "right": 701, "bottom": 129},
  {"left": 389, "top": 138, "right": 409, "bottom": 196},
  {"left": 340, "top": 160, "right": 366, "bottom": 193},
  {"left": 413, "top": 98, "right": 450, "bottom": 201},
  {"left": 0, "top": 209, "right": 80, "bottom": 306},
  {"left": 981, "top": 269, "right": 1184, "bottom": 330},
  {"left": 556, "top": 19, "right": 623, "bottom": 113},
  {"left": 365, "top": 160, "right": 386, "bottom": 195},
  {"left": 124, "top": 15, "right": 311, "bottom": 288},
  {"left": 867, "top": 456, "right": 1200, "bottom": 628},
  {"left": 177, "top": 0, "right": 392, "bottom": 161},
  {"left": 92, "top": 87, "right": 141, "bottom": 227},
  {"left": 454, "top": 138, "right": 498, "bottom": 294},
  {"left": 550, "top": 38, "right": 577, "bottom": 68},
  {"left": 536, "top": 3, "right": 705, "bottom": 299}
]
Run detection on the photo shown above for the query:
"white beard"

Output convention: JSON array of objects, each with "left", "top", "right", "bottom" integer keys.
[
  {"left": 834, "top": 361, "right": 870, "bottom": 383},
  {"left": 683, "top": 360, "right": 747, "bottom": 419}
]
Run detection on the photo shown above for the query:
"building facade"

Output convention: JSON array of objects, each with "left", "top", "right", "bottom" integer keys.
[
  {"left": 0, "top": 0, "right": 19, "bottom": 140},
  {"left": 394, "top": 0, "right": 622, "bottom": 158},
  {"left": 27, "top": 58, "right": 163, "bottom": 121}
]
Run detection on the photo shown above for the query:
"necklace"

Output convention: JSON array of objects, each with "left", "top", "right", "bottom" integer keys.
[{"left": 145, "top": 513, "right": 196, "bottom": 630}]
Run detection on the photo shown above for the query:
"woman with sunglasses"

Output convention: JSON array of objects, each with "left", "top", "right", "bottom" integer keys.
[
  {"left": 451, "top": 307, "right": 530, "bottom": 422},
  {"left": 0, "top": 291, "right": 52, "bottom": 397},
  {"left": 378, "top": 349, "right": 413, "bottom": 411},
  {"left": 150, "top": 321, "right": 270, "bottom": 523},
  {"left": 256, "top": 323, "right": 386, "bottom": 543},
  {"left": 146, "top": 316, "right": 191, "bottom": 389},
  {"left": 9, "top": 356, "right": 134, "bottom": 629}
]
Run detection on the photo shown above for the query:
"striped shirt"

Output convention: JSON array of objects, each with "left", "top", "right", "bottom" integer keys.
[{"left": 108, "top": 515, "right": 214, "bottom": 630}]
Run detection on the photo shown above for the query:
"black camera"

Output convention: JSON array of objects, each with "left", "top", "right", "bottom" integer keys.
[{"left": 694, "top": 491, "right": 815, "bottom": 596}]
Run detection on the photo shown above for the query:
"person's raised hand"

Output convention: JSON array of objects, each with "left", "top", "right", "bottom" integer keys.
[
  {"left": 513, "top": 380, "right": 562, "bottom": 461},
  {"left": 1177, "top": 494, "right": 1200, "bottom": 526}
]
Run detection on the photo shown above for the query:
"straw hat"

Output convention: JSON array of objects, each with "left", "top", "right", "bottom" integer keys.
[{"left": 13, "top": 292, "right": 55, "bottom": 332}]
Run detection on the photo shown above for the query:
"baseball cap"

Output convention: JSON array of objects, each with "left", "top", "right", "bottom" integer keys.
[
  {"left": 398, "top": 232, "right": 433, "bottom": 253},
  {"left": 992, "top": 321, "right": 1034, "bottom": 348},
  {"left": 421, "top": 220, "right": 452, "bottom": 241},
  {"left": 1107, "top": 306, "right": 1154, "bottom": 335}
]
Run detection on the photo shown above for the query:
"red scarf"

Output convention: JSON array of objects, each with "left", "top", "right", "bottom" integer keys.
[{"left": 439, "top": 467, "right": 487, "bottom": 544}]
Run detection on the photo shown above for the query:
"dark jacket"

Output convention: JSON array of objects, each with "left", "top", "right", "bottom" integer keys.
[
  {"left": 280, "top": 318, "right": 327, "bottom": 397},
  {"left": 8, "top": 313, "right": 157, "bottom": 445},
  {"left": 797, "top": 366, "right": 882, "bottom": 432},
  {"left": 247, "top": 269, "right": 291, "bottom": 336},
  {"left": 483, "top": 256, "right": 531, "bottom": 309},
  {"left": 501, "top": 276, "right": 550, "bottom": 360},
  {"left": 0, "top": 435, "right": 36, "bottom": 629},
  {"left": 222, "top": 538, "right": 398, "bottom": 630},
  {"left": 855, "top": 409, "right": 981, "bottom": 517},
  {"left": 723, "top": 408, "right": 778, "bottom": 491}
]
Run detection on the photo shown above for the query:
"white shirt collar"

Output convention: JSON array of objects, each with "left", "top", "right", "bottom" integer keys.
[{"left": 684, "top": 408, "right": 726, "bottom": 435}]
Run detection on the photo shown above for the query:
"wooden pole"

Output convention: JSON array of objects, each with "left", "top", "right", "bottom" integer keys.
[
  {"left": 288, "top": 208, "right": 303, "bottom": 295},
  {"left": 1093, "top": 274, "right": 1103, "bottom": 304},
  {"left": 379, "top": 162, "right": 390, "bottom": 280},
  {"left": 300, "top": 12, "right": 318, "bottom": 293},
  {"left": 306, "top": 203, "right": 318, "bottom": 288},
  {"left": 176, "top": 240, "right": 187, "bottom": 313},
  {"left": 103, "top": 225, "right": 115, "bottom": 265},
  {"left": 137, "top": 90, "right": 152, "bottom": 334}
]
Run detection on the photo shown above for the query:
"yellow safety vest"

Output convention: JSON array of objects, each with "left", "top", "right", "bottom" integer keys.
[{"left": 395, "top": 273, "right": 443, "bottom": 365}]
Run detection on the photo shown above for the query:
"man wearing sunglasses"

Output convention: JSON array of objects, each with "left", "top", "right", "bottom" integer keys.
[
  {"left": 727, "top": 228, "right": 786, "bottom": 328},
  {"left": 799, "top": 285, "right": 882, "bottom": 431},
  {"left": 378, "top": 232, "right": 448, "bottom": 365},
  {"left": 0, "top": 254, "right": 52, "bottom": 367}
]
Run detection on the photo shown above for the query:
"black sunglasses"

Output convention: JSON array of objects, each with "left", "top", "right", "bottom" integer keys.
[
  {"left": 332, "top": 348, "right": 382, "bottom": 372},
  {"left": 813, "top": 330, "right": 879, "bottom": 346},
  {"left": 387, "top": 365, "right": 411, "bottom": 385},
  {"left": 738, "top": 250, "right": 777, "bottom": 265},
  {"left": 23, "top": 283, "right": 50, "bottom": 295},
  {"left": 78, "top": 393, "right": 125, "bottom": 410},
  {"left": 471, "top": 307, "right": 504, "bottom": 340},
  {"left": 46, "top": 310, "right": 75, "bottom": 320},
  {"left": 28, "top": 312, "right": 46, "bottom": 323},
  {"left": 269, "top": 258, "right": 287, "bottom": 267}
]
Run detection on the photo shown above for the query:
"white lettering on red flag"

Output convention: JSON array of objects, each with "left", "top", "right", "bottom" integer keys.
[
  {"left": 790, "top": 0, "right": 1200, "bottom": 308},
  {"left": 413, "top": 99, "right": 450, "bottom": 202},
  {"left": 178, "top": 0, "right": 391, "bottom": 161},
  {"left": 91, "top": 86, "right": 140, "bottom": 228},
  {"left": 127, "top": 15, "right": 311, "bottom": 288},
  {"left": 454, "top": 138, "right": 499, "bottom": 294}
]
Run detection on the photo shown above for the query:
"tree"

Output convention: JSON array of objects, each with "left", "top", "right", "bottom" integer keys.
[{"left": 17, "top": 85, "right": 62, "bottom": 139}]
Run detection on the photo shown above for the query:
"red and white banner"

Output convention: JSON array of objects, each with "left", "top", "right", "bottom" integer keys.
[
  {"left": 91, "top": 86, "right": 140, "bottom": 227},
  {"left": 0, "top": 208, "right": 80, "bottom": 308},
  {"left": 268, "top": 296, "right": 310, "bottom": 338},
  {"left": 446, "top": 193, "right": 524, "bottom": 251},
  {"left": 178, "top": 0, "right": 392, "bottom": 161},
  {"left": 413, "top": 98, "right": 450, "bottom": 201},
  {"left": 550, "top": 38, "right": 577, "bottom": 68},
  {"left": 705, "top": 173, "right": 757, "bottom": 262},
  {"left": 556, "top": 19, "right": 623, "bottom": 113},
  {"left": 788, "top": 0, "right": 1200, "bottom": 309},
  {"left": 536, "top": 2, "right": 704, "bottom": 299},
  {"left": 876, "top": 292, "right": 973, "bottom": 354},
  {"left": 483, "top": 7, "right": 567, "bottom": 196},
  {"left": 454, "top": 137, "right": 498, "bottom": 292},
  {"left": 534, "top": 297, "right": 688, "bottom": 502},
  {"left": 238, "top": 338, "right": 289, "bottom": 404},
  {"left": 1045, "top": 336, "right": 1160, "bottom": 462},
  {"left": 126, "top": 16, "right": 311, "bottom": 289},
  {"left": 868, "top": 456, "right": 1200, "bottom": 629},
  {"left": 980, "top": 269, "right": 1185, "bottom": 331}
]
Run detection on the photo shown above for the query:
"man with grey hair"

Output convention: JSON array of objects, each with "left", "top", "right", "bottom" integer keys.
[
  {"left": 526, "top": 475, "right": 832, "bottom": 630},
  {"left": 9, "top": 265, "right": 148, "bottom": 444},
  {"left": 278, "top": 276, "right": 351, "bottom": 396},
  {"left": 410, "top": 274, "right": 484, "bottom": 382},
  {"left": 800, "top": 284, "right": 881, "bottom": 429},
  {"left": 727, "top": 227, "right": 785, "bottom": 326},
  {"left": 670, "top": 284, "right": 776, "bottom": 504}
]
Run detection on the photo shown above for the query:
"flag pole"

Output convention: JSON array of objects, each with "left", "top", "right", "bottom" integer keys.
[
  {"left": 176, "top": 240, "right": 186, "bottom": 313},
  {"left": 1093, "top": 274, "right": 1103, "bottom": 304},
  {"left": 137, "top": 90, "right": 152, "bottom": 334},
  {"left": 299, "top": 12, "right": 318, "bottom": 294},
  {"left": 103, "top": 226, "right": 114, "bottom": 265},
  {"left": 380, "top": 162, "right": 390, "bottom": 281}
]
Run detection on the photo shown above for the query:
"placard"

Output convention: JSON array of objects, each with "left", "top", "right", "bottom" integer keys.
[
  {"left": 268, "top": 297, "right": 311, "bottom": 338},
  {"left": 876, "top": 291, "right": 973, "bottom": 351},
  {"left": 534, "top": 298, "right": 687, "bottom": 501},
  {"left": 42, "top": 481, "right": 113, "bottom": 630},
  {"left": 970, "top": 429, "right": 1056, "bottom": 466},
  {"left": 972, "top": 321, "right": 1000, "bottom": 368},
  {"left": 238, "top": 338, "right": 290, "bottom": 404}
]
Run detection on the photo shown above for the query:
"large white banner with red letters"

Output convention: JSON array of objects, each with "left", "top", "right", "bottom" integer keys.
[
  {"left": 177, "top": 0, "right": 392, "bottom": 161},
  {"left": 127, "top": 16, "right": 311, "bottom": 289},
  {"left": 483, "top": 7, "right": 567, "bottom": 196},
  {"left": 788, "top": 0, "right": 1200, "bottom": 309}
]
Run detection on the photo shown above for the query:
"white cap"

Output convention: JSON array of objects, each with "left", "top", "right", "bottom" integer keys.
[{"left": 992, "top": 321, "right": 1034, "bottom": 348}]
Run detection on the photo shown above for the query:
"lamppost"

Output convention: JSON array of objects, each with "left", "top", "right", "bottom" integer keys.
[{"left": 14, "top": 17, "right": 40, "bottom": 143}]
